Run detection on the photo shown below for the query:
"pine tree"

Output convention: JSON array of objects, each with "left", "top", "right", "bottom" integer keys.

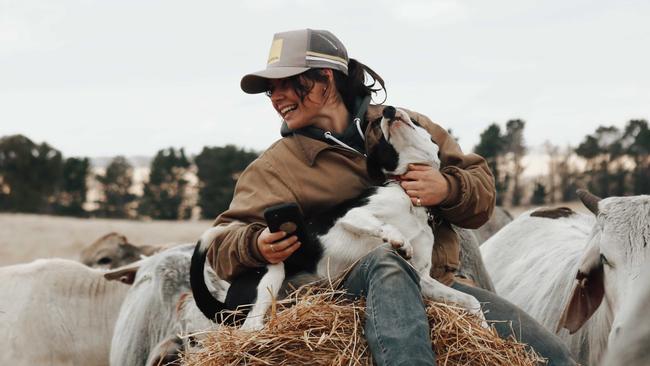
[
  {"left": 576, "top": 126, "right": 623, "bottom": 197},
  {"left": 195, "top": 145, "right": 258, "bottom": 219},
  {"left": 138, "top": 148, "right": 191, "bottom": 220},
  {"left": 96, "top": 156, "right": 136, "bottom": 218},
  {"left": 621, "top": 119, "right": 650, "bottom": 194},
  {"left": 474, "top": 124, "right": 507, "bottom": 205},
  {"left": 0, "top": 135, "right": 63, "bottom": 213},
  {"left": 54, "top": 157, "right": 90, "bottom": 216}
]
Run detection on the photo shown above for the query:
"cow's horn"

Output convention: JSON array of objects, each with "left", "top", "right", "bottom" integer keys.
[{"left": 577, "top": 189, "right": 601, "bottom": 215}]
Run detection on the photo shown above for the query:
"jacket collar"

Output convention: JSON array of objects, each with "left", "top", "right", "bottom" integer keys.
[
  {"left": 291, "top": 134, "right": 332, "bottom": 166},
  {"left": 281, "top": 96, "right": 376, "bottom": 166}
]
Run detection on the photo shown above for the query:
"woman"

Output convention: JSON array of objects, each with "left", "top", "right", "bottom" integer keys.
[{"left": 206, "top": 29, "right": 575, "bottom": 365}]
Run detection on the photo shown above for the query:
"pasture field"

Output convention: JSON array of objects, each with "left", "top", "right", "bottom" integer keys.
[
  {"left": 0, "top": 213, "right": 213, "bottom": 267},
  {"left": 0, "top": 201, "right": 588, "bottom": 267}
]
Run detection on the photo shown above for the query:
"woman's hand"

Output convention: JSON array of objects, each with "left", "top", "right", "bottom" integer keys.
[
  {"left": 257, "top": 227, "right": 301, "bottom": 264},
  {"left": 400, "top": 164, "right": 450, "bottom": 207}
]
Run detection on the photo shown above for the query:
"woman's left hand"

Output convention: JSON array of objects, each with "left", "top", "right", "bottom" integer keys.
[{"left": 400, "top": 164, "right": 449, "bottom": 207}]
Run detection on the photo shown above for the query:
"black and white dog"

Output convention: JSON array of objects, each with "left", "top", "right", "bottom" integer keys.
[{"left": 190, "top": 106, "right": 484, "bottom": 330}]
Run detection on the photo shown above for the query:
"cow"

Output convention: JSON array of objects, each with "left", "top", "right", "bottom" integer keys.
[
  {"left": 106, "top": 244, "right": 220, "bottom": 366},
  {"left": 80, "top": 232, "right": 160, "bottom": 269},
  {"left": 0, "top": 258, "right": 130, "bottom": 365},
  {"left": 481, "top": 190, "right": 650, "bottom": 365},
  {"left": 601, "top": 266, "right": 650, "bottom": 366}
]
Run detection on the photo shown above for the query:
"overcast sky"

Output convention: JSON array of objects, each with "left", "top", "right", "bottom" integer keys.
[{"left": 1, "top": 0, "right": 648, "bottom": 159}]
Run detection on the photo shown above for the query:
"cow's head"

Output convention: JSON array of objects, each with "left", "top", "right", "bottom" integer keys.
[
  {"left": 80, "top": 232, "right": 142, "bottom": 269},
  {"left": 558, "top": 190, "right": 650, "bottom": 344},
  {"left": 80, "top": 232, "right": 160, "bottom": 269}
]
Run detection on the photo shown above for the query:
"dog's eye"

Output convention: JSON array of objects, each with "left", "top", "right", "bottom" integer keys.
[{"left": 265, "top": 89, "right": 273, "bottom": 98}]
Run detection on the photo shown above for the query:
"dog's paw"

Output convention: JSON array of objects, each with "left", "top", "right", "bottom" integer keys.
[
  {"left": 395, "top": 241, "right": 414, "bottom": 259},
  {"left": 380, "top": 226, "right": 412, "bottom": 258},
  {"left": 379, "top": 225, "right": 406, "bottom": 249},
  {"left": 240, "top": 318, "right": 265, "bottom": 332},
  {"left": 465, "top": 296, "right": 488, "bottom": 329}
]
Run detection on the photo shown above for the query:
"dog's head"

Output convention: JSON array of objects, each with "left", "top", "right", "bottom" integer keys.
[{"left": 367, "top": 106, "right": 441, "bottom": 181}]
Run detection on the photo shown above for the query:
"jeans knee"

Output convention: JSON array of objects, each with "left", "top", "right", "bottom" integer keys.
[{"left": 364, "top": 246, "right": 421, "bottom": 284}]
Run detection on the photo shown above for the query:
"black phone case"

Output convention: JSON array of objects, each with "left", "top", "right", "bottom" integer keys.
[{"left": 263, "top": 203, "right": 307, "bottom": 242}]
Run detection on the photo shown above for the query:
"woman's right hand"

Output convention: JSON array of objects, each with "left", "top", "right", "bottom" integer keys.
[{"left": 257, "top": 227, "right": 301, "bottom": 264}]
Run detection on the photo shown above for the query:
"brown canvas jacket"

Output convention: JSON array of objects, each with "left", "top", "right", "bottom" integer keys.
[{"left": 207, "top": 105, "right": 496, "bottom": 286}]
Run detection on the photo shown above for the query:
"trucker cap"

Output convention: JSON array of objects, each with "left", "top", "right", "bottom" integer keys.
[{"left": 240, "top": 29, "right": 349, "bottom": 94}]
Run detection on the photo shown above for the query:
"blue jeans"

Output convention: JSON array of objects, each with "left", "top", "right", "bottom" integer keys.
[
  {"left": 343, "top": 246, "right": 436, "bottom": 366},
  {"left": 451, "top": 281, "right": 576, "bottom": 366},
  {"left": 343, "top": 246, "right": 576, "bottom": 366}
]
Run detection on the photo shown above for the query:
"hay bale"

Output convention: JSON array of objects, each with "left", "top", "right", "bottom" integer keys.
[{"left": 182, "top": 285, "right": 545, "bottom": 366}]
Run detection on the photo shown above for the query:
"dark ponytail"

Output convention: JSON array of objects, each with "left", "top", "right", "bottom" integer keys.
[
  {"left": 283, "top": 59, "right": 386, "bottom": 112},
  {"left": 333, "top": 58, "right": 386, "bottom": 112}
]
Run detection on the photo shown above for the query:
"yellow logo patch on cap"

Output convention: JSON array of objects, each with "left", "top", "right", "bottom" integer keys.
[{"left": 267, "top": 38, "right": 283, "bottom": 65}]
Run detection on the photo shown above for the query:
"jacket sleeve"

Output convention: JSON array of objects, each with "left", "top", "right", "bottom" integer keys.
[
  {"left": 404, "top": 109, "right": 496, "bottom": 229},
  {"left": 206, "top": 154, "right": 298, "bottom": 281}
]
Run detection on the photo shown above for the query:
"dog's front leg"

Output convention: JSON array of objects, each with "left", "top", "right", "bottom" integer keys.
[
  {"left": 339, "top": 208, "right": 413, "bottom": 259},
  {"left": 419, "top": 275, "right": 488, "bottom": 328},
  {"left": 240, "top": 263, "right": 285, "bottom": 331}
]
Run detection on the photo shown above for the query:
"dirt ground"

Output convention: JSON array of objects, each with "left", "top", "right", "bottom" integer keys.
[
  {"left": 0, "top": 213, "right": 213, "bottom": 267},
  {"left": 0, "top": 201, "right": 589, "bottom": 267}
]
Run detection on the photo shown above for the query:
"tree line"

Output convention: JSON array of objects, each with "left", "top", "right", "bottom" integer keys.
[
  {"left": 473, "top": 118, "right": 650, "bottom": 205},
  {"left": 1, "top": 118, "right": 648, "bottom": 219},
  {"left": 0, "top": 135, "right": 257, "bottom": 219}
]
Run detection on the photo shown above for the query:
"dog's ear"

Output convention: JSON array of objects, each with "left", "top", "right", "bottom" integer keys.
[
  {"left": 366, "top": 146, "right": 385, "bottom": 183},
  {"left": 366, "top": 137, "right": 398, "bottom": 183}
]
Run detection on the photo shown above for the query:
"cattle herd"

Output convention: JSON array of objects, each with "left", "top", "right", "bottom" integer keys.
[{"left": 0, "top": 192, "right": 648, "bottom": 365}]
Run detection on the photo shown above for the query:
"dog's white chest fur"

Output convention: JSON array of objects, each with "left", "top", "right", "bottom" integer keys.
[{"left": 317, "top": 184, "right": 434, "bottom": 277}]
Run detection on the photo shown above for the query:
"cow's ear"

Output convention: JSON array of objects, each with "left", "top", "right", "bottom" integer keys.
[
  {"left": 104, "top": 261, "right": 142, "bottom": 285},
  {"left": 557, "top": 243, "right": 605, "bottom": 334},
  {"left": 118, "top": 240, "right": 138, "bottom": 250}
]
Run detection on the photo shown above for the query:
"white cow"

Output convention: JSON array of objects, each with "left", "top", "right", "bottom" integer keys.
[
  {"left": 0, "top": 259, "right": 130, "bottom": 365},
  {"left": 601, "top": 265, "right": 650, "bottom": 366},
  {"left": 107, "top": 244, "right": 219, "bottom": 366},
  {"left": 481, "top": 191, "right": 650, "bottom": 365}
]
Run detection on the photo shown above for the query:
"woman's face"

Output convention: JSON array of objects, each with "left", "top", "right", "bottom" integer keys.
[{"left": 267, "top": 75, "right": 329, "bottom": 130}]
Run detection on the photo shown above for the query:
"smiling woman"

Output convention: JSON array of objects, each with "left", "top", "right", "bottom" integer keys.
[
  {"left": 266, "top": 73, "right": 337, "bottom": 132},
  {"left": 197, "top": 28, "right": 576, "bottom": 365}
]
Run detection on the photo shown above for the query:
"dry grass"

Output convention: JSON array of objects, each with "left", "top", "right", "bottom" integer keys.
[
  {"left": 0, "top": 213, "right": 211, "bottom": 266},
  {"left": 182, "top": 284, "right": 545, "bottom": 366},
  {"left": 0, "top": 201, "right": 588, "bottom": 267}
]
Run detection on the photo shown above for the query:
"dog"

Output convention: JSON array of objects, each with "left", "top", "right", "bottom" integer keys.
[{"left": 190, "top": 106, "right": 485, "bottom": 331}]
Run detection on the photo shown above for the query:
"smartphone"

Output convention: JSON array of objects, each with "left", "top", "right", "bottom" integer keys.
[{"left": 263, "top": 202, "right": 307, "bottom": 242}]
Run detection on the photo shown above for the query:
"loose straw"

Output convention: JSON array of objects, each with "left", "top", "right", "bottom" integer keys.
[{"left": 182, "top": 282, "right": 545, "bottom": 366}]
